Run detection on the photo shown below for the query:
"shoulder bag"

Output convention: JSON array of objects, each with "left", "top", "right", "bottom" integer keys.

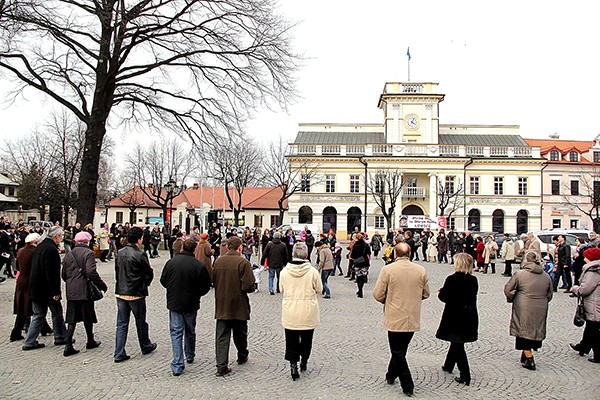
[{"left": 573, "top": 295, "right": 585, "bottom": 327}]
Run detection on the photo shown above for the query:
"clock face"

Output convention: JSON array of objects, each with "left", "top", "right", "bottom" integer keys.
[{"left": 405, "top": 114, "right": 420, "bottom": 130}]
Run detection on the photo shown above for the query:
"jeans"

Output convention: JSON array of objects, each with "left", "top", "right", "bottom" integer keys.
[
  {"left": 438, "top": 252, "right": 448, "bottom": 263},
  {"left": 114, "top": 297, "right": 154, "bottom": 360},
  {"left": 321, "top": 269, "right": 332, "bottom": 296},
  {"left": 443, "top": 342, "right": 471, "bottom": 380},
  {"left": 24, "top": 300, "right": 67, "bottom": 347},
  {"left": 333, "top": 258, "right": 343, "bottom": 275},
  {"left": 169, "top": 310, "right": 197, "bottom": 374},
  {"left": 386, "top": 331, "right": 415, "bottom": 393},
  {"left": 243, "top": 253, "right": 251, "bottom": 261},
  {"left": 268, "top": 268, "right": 281, "bottom": 293},
  {"left": 215, "top": 319, "right": 248, "bottom": 371},
  {"left": 284, "top": 328, "right": 314, "bottom": 363}
]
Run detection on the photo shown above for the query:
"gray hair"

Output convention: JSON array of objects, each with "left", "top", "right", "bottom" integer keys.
[
  {"left": 273, "top": 232, "right": 281, "bottom": 240},
  {"left": 291, "top": 242, "right": 309, "bottom": 260},
  {"left": 524, "top": 250, "right": 540, "bottom": 264},
  {"left": 47, "top": 226, "right": 64, "bottom": 238}
]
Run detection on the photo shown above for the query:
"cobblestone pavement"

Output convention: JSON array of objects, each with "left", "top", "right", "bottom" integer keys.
[{"left": 1, "top": 250, "right": 599, "bottom": 400}]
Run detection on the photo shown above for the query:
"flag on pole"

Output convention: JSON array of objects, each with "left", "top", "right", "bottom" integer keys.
[{"left": 407, "top": 47, "right": 411, "bottom": 61}]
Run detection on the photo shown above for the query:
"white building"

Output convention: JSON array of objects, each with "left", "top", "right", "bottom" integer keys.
[{"left": 286, "top": 82, "right": 544, "bottom": 239}]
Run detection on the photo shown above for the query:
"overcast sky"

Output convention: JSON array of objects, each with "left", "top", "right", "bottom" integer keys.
[{"left": 1, "top": 0, "right": 599, "bottom": 154}]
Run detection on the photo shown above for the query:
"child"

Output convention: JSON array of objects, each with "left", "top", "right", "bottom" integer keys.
[
  {"left": 542, "top": 255, "right": 555, "bottom": 281},
  {"left": 332, "top": 243, "right": 343, "bottom": 275},
  {"left": 383, "top": 241, "right": 395, "bottom": 265},
  {"left": 252, "top": 263, "right": 264, "bottom": 293}
]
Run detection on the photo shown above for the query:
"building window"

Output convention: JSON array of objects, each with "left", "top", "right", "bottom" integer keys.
[
  {"left": 594, "top": 181, "right": 600, "bottom": 204},
  {"left": 325, "top": 174, "right": 336, "bottom": 193},
  {"left": 300, "top": 174, "right": 311, "bottom": 193},
  {"left": 549, "top": 150, "right": 560, "bottom": 161},
  {"left": 374, "top": 216, "right": 385, "bottom": 229},
  {"left": 375, "top": 175, "right": 385, "bottom": 193},
  {"left": 350, "top": 174, "right": 360, "bottom": 193},
  {"left": 551, "top": 180, "right": 560, "bottom": 195},
  {"left": 8, "top": 186, "right": 15, "bottom": 196},
  {"left": 571, "top": 180, "right": 579, "bottom": 195},
  {"left": 0, "top": 185, "right": 4, "bottom": 195},
  {"left": 116, "top": 212, "right": 123, "bottom": 224},
  {"left": 270, "top": 215, "right": 280, "bottom": 227},
  {"left": 254, "top": 215, "right": 263, "bottom": 227},
  {"left": 569, "top": 151, "right": 579, "bottom": 162},
  {"left": 570, "top": 220, "right": 579, "bottom": 229},
  {"left": 469, "top": 177, "right": 479, "bottom": 195},
  {"left": 494, "top": 177, "right": 504, "bottom": 195},
  {"left": 447, "top": 217, "right": 456, "bottom": 231},
  {"left": 444, "top": 176, "right": 455, "bottom": 194},
  {"left": 594, "top": 152, "right": 600, "bottom": 163},
  {"left": 552, "top": 219, "right": 561, "bottom": 229},
  {"left": 518, "top": 177, "right": 528, "bottom": 196}
]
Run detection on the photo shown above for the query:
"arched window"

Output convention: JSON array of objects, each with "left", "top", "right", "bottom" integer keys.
[
  {"left": 298, "top": 206, "right": 313, "bottom": 224},
  {"left": 516, "top": 209, "right": 528, "bottom": 235},
  {"left": 492, "top": 209, "right": 505, "bottom": 233},
  {"left": 549, "top": 150, "right": 560, "bottom": 161},
  {"left": 569, "top": 151, "right": 579, "bottom": 162},
  {"left": 347, "top": 207, "right": 362, "bottom": 234},
  {"left": 468, "top": 209, "right": 481, "bottom": 231},
  {"left": 322, "top": 206, "right": 337, "bottom": 233}
]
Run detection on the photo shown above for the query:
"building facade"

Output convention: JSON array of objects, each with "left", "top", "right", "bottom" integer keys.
[{"left": 286, "top": 82, "right": 544, "bottom": 238}]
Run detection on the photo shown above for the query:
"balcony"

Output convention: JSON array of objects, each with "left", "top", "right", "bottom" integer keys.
[
  {"left": 402, "top": 187, "right": 426, "bottom": 199},
  {"left": 288, "top": 143, "right": 539, "bottom": 158}
]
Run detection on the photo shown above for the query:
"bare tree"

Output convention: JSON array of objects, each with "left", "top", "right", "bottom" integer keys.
[
  {"left": 562, "top": 165, "right": 600, "bottom": 232},
  {"left": 262, "top": 137, "right": 322, "bottom": 224},
  {"left": 436, "top": 175, "right": 465, "bottom": 218},
  {"left": 115, "top": 173, "right": 146, "bottom": 224},
  {"left": 209, "top": 137, "right": 263, "bottom": 226},
  {"left": 365, "top": 169, "right": 404, "bottom": 231},
  {"left": 0, "top": 1, "right": 299, "bottom": 224}
]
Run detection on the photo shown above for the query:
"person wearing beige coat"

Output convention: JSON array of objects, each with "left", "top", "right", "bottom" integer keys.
[
  {"left": 279, "top": 242, "right": 323, "bottom": 381},
  {"left": 373, "top": 243, "right": 430, "bottom": 397}
]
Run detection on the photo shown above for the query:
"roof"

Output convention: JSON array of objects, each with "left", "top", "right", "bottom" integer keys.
[
  {"left": 439, "top": 134, "right": 527, "bottom": 147},
  {"left": 106, "top": 186, "right": 184, "bottom": 209},
  {"left": 523, "top": 138, "right": 594, "bottom": 154},
  {"left": 179, "top": 186, "right": 285, "bottom": 211},
  {"left": 293, "top": 131, "right": 385, "bottom": 145},
  {"left": 0, "top": 173, "right": 19, "bottom": 186}
]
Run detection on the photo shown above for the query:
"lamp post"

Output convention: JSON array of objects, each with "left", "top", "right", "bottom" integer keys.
[{"left": 164, "top": 179, "right": 178, "bottom": 235}]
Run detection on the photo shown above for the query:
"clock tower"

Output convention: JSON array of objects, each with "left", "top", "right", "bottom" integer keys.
[{"left": 377, "top": 82, "right": 445, "bottom": 144}]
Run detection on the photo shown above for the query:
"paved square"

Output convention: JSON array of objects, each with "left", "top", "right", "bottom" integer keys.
[{"left": 1, "top": 250, "right": 598, "bottom": 399}]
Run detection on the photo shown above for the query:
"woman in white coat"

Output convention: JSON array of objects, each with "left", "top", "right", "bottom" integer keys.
[{"left": 279, "top": 242, "right": 323, "bottom": 381}]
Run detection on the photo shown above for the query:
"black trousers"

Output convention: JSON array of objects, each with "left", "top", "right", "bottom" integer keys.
[
  {"left": 580, "top": 320, "right": 600, "bottom": 357},
  {"left": 215, "top": 319, "right": 248, "bottom": 370},
  {"left": 284, "top": 328, "right": 314, "bottom": 363},
  {"left": 387, "top": 331, "right": 415, "bottom": 392},
  {"left": 503, "top": 259, "right": 513, "bottom": 275},
  {"left": 443, "top": 342, "right": 471, "bottom": 380}
]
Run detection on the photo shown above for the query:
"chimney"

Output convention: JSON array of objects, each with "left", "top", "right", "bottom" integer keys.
[
  {"left": 193, "top": 183, "right": 199, "bottom": 190},
  {"left": 148, "top": 183, "right": 154, "bottom": 189},
  {"left": 549, "top": 132, "right": 560, "bottom": 139}
]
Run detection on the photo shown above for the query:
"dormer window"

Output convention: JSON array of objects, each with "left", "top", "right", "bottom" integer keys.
[
  {"left": 569, "top": 151, "right": 579, "bottom": 162},
  {"left": 549, "top": 150, "right": 560, "bottom": 161}
]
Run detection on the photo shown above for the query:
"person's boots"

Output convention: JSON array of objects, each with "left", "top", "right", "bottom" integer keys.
[
  {"left": 300, "top": 357, "right": 308, "bottom": 372},
  {"left": 521, "top": 356, "right": 536, "bottom": 371},
  {"left": 491, "top": 265, "right": 496, "bottom": 274},
  {"left": 290, "top": 362, "right": 300, "bottom": 380},
  {"left": 63, "top": 341, "right": 80, "bottom": 357}
]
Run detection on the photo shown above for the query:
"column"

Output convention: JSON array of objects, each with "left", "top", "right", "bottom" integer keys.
[{"left": 428, "top": 173, "right": 438, "bottom": 219}]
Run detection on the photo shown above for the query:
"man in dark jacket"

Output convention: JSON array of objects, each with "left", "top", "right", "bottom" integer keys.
[
  {"left": 213, "top": 236, "right": 255, "bottom": 377},
  {"left": 113, "top": 226, "right": 156, "bottom": 363},
  {"left": 261, "top": 232, "right": 288, "bottom": 295},
  {"left": 160, "top": 239, "right": 211, "bottom": 376},
  {"left": 23, "top": 226, "right": 68, "bottom": 350},
  {"left": 554, "top": 234, "right": 572, "bottom": 292}
]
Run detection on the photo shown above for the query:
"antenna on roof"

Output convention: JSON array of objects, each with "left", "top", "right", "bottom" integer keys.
[
  {"left": 406, "top": 47, "right": 411, "bottom": 82},
  {"left": 549, "top": 132, "right": 559, "bottom": 139}
]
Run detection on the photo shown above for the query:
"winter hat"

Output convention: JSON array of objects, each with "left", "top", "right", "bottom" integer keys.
[
  {"left": 583, "top": 247, "right": 600, "bottom": 262},
  {"left": 200, "top": 233, "right": 209, "bottom": 240},
  {"left": 25, "top": 233, "right": 41, "bottom": 244},
  {"left": 543, "top": 255, "right": 550, "bottom": 261},
  {"left": 74, "top": 231, "right": 93, "bottom": 243}
]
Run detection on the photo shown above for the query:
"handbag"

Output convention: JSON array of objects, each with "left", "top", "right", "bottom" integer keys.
[
  {"left": 79, "top": 264, "right": 104, "bottom": 302},
  {"left": 353, "top": 256, "right": 366, "bottom": 265},
  {"left": 573, "top": 295, "right": 585, "bottom": 327}
]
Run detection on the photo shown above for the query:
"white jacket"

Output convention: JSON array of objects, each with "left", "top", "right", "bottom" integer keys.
[{"left": 279, "top": 259, "right": 322, "bottom": 330}]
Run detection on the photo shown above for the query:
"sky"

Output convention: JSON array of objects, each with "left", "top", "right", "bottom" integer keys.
[{"left": 1, "top": 0, "right": 600, "bottom": 155}]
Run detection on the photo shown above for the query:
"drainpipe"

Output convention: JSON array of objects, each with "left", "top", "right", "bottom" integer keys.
[
  {"left": 463, "top": 158, "right": 474, "bottom": 230},
  {"left": 359, "top": 157, "right": 368, "bottom": 233},
  {"left": 540, "top": 162, "right": 548, "bottom": 229}
]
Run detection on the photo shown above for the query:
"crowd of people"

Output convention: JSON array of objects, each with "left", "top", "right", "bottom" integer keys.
[{"left": 2, "top": 214, "right": 599, "bottom": 396}]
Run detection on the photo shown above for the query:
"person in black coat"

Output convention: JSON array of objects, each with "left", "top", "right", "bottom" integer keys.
[
  {"left": 436, "top": 253, "right": 479, "bottom": 386},
  {"left": 160, "top": 239, "right": 211, "bottom": 376},
  {"left": 22, "top": 226, "right": 68, "bottom": 350}
]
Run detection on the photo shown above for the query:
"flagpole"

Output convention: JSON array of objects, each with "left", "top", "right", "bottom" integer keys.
[{"left": 407, "top": 46, "right": 411, "bottom": 82}]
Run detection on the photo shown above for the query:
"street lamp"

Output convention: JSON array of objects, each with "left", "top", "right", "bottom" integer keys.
[{"left": 164, "top": 179, "right": 178, "bottom": 235}]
